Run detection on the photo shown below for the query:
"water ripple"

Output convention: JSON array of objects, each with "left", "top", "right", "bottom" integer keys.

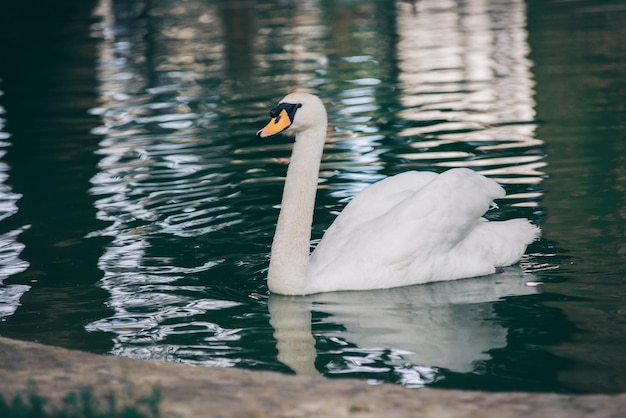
[
  {"left": 0, "top": 118, "right": 29, "bottom": 320},
  {"left": 84, "top": 0, "right": 548, "bottom": 381}
]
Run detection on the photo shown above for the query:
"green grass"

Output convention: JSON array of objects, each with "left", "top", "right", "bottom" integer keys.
[{"left": 0, "top": 384, "right": 162, "bottom": 418}]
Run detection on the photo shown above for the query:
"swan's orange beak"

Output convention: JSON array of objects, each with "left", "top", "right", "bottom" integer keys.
[
  {"left": 256, "top": 109, "right": 293, "bottom": 138},
  {"left": 256, "top": 102, "right": 302, "bottom": 138}
]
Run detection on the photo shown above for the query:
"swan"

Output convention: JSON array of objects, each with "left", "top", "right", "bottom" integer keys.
[{"left": 257, "top": 92, "right": 540, "bottom": 295}]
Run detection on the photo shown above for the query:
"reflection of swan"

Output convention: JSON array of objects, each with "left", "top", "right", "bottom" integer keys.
[
  {"left": 257, "top": 93, "right": 540, "bottom": 295},
  {"left": 268, "top": 268, "right": 540, "bottom": 384},
  {"left": 268, "top": 295, "right": 319, "bottom": 376}
]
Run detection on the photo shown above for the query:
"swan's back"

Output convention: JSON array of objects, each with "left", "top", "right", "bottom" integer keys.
[{"left": 322, "top": 171, "right": 438, "bottom": 233}]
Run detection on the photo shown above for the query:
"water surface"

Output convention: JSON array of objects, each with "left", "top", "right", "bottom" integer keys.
[{"left": 0, "top": 0, "right": 625, "bottom": 393}]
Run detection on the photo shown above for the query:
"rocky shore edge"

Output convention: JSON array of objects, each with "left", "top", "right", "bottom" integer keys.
[{"left": 0, "top": 337, "right": 624, "bottom": 417}]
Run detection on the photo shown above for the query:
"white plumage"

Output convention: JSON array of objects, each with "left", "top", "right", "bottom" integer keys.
[{"left": 257, "top": 92, "right": 540, "bottom": 295}]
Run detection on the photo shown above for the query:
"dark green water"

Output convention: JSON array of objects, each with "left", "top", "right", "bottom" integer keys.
[{"left": 0, "top": 0, "right": 624, "bottom": 393}]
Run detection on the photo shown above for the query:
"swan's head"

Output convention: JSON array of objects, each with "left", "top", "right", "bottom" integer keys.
[{"left": 256, "top": 92, "right": 327, "bottom": 138}]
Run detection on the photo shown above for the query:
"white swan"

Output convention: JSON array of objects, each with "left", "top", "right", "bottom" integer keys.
[{"left": 257, "top": 92, "right": 540, "bottom": 295}]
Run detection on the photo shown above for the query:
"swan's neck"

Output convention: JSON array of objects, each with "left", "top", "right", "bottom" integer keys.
[{"left": 268, "top": 126, "right": 326, "bottom": 295}]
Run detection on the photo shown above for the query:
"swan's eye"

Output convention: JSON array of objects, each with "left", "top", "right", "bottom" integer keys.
[{"left": 270, "top": 102, "right": 302, "bottom": 119}]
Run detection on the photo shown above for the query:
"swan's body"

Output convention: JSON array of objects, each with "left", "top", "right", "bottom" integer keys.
[{"left": 257, "top": 93, "right": 540, "bottom": 295}]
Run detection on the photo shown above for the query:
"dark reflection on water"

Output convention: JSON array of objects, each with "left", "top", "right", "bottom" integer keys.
[
  {"left": 527, "top": 0, "right": 626, "bottom": 393},
  {"left": 0, "top": 0, "right": 624, "bottom": 393},
  {"left": 0, "top": 0, "right": 114, "bottom": 351}
]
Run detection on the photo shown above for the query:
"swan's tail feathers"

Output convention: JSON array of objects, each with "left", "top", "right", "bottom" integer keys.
[
  {"left": 518, "top": 219, "right": 542, "bottom": 245},
  {"left": 494, "top": 219, "right": 540, "bottom": 266},
  {"left": 463, "top": 219, "right": 541, "bottom": 268}
]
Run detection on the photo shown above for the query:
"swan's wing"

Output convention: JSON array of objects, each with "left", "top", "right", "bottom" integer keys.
[
  {"left": 309, "top": 171, "right": 437, "bottom": 282},
  {"left": 308, "top": 168, "right": 513, "bottom": 291},
  {"left": 313, "top": 168, "right": 500, "bottom": 259},
  {"left": 321, "top": 170, "right": 438, "bottom": 233}
]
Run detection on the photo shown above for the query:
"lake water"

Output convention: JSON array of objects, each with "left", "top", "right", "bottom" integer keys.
[{"left": 0, "top": 0, "right": 625, "bottom": 394}]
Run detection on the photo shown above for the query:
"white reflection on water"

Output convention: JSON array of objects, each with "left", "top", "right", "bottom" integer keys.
[
  {"left": 396, "top": 0, "right": 545, "bottom": 189},
  {"left": 270, "top": 268, "right": 539, "bottom": 387},
  {"left": 87, "top": 0, "right": 247, "bottom": 363},
  {"left": 0, "top": 106, "right": 30, "bottom": 320}
]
